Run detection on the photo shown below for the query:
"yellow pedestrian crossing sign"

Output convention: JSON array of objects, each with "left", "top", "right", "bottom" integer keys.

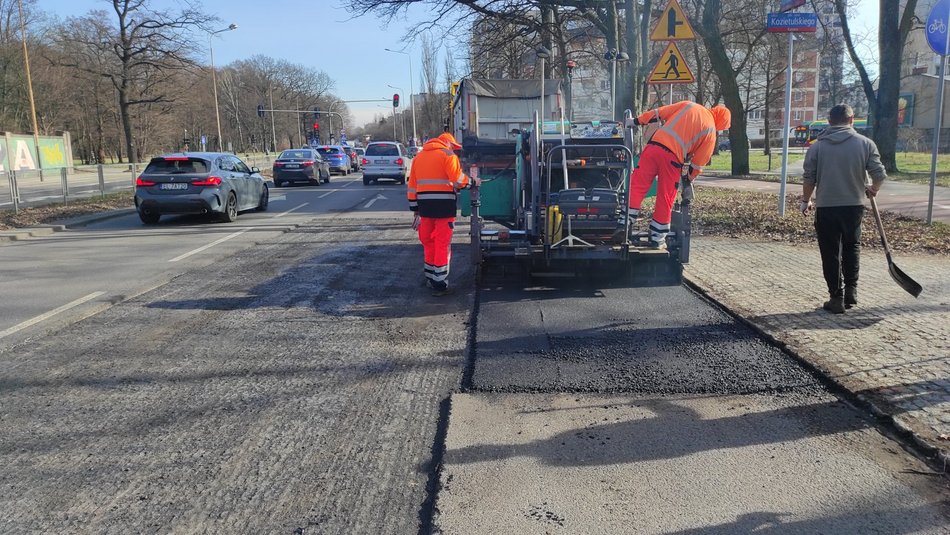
[
  {"left": 650, "top": 0, "right": 697, "bottom": 41},
  {"left": 648, "top": 42, "right": 695, "bottom": 84}
]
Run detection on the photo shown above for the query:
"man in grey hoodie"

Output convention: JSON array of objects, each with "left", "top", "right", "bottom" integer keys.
[{"left": 801, "top": 104, "right": 887, "bottom": 314}]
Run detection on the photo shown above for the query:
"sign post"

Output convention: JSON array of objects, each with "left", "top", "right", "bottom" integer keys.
[
  {"left": 649, "top": 0, "right": 696, "bottom": 106},
  {"left": 926, "top": 0, "right": 950, "bottom": 224},
  {"left": 767, "top": 11, "right": 817, "bottom": 216}
]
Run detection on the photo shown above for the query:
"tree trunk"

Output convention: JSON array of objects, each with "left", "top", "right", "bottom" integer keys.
[
  {"left": 118, "top": 82, "right": 136, "bottom": 163},
  {"left": 623, "top": 0, "right": 640, "bottom": 114},
  {"left": 875, "top": 0, "right": 912, "bottom": 173},
  {"left": 639, "top": 0, "right": 654, "bottom": 110},
  {"left": 700, "top": 0, "right": 749, "bottom": 175}
]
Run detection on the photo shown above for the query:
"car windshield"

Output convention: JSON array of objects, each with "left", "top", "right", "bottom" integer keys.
[
  {"left": 355, "top": 149, "right": 365, "bottom": 155},
  {"left": 316, "top": 147, "right": 342, "bottom": 155},
  {"left": 280, "top": 150, "right": 312, "bottom": 159},
  {"left": 144, "top": 157, "right": 210, "bottom": 174},
  {"left": 366, "top": 144, "right": 398, "bottom": 157}
]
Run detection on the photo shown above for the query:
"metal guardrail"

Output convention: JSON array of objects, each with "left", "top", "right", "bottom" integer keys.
[{"left": 0, "top": 154, "right": 276, "bottom": 212}]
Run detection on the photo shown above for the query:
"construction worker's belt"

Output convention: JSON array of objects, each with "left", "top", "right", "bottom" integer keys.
[{"left": 647, "top": 141, "right": 675, "bottom": 155}]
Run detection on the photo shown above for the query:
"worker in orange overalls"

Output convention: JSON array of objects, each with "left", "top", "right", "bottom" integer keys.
[
  {"left": 407, "top": 132, "right": 472, "bottom": 296},
  {"left": 627, "top": 101, "right": 731, "bottom": 248}
]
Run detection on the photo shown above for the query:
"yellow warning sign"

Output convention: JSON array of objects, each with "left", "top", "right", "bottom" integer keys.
[
  {"left": 649, "top": 0, "right": 697, "bottom": 41},
  {"left": 648, "top": 42, "right": 695, "bottom": 84}
]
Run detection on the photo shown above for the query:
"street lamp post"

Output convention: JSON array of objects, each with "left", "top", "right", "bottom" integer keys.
[
  {"left": 17, "top": 0, "right": 42, "bottom": 178},
  {"left": 209, "top": 23, "right": 238, "bottom": 152},
  {"left": 384, "top": 48, "right": 417, "bottom": 145}
]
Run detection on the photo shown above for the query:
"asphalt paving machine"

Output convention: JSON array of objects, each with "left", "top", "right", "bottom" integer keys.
[{"left": 459, "top": 108, "right": 692, "bottom": 284}]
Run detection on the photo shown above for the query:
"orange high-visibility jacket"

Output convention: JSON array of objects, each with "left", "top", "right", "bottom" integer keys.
[
  {"left": 637, "top": 101, "right": 718, "bottom": 179},
  {"left": 407, "top": 138, "right": 470, "bottom": 218}
]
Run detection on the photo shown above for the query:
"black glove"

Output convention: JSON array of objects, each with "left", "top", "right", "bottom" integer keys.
[{"left": 632, "top": 117, "right": 641, "bottom": 126}]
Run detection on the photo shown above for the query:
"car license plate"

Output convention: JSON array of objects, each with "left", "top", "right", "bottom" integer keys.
[
  {"left": 160, "top": 183, "right": 188, "bottom": 190},
  {"left": 285, "top": 164, "right": 299, "bottom": 168},
  {"left": 375, "top": 160, "right": 388, "bottom": 165}
]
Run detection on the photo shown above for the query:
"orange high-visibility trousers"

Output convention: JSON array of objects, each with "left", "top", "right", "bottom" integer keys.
[
  {"left": 419, "top": 216, "right": 454, "bottom": 289},
  {"left": 627, "top": 143, "right": 681, "bottom": 243}
]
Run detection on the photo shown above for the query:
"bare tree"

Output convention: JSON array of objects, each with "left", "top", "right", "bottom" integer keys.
[
  {"left": 54, "top": 1, "right": 215, "bottom": 162},
  {"left": 833, "top": 0, "right": 918, "bottom": 172}
]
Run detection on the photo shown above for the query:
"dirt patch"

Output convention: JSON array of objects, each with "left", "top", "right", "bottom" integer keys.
[{"left": 0, "top": 193, "right": 133, "bottom": 230}]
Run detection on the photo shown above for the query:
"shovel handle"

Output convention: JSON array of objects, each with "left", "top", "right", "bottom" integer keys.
[{"left": 869, "top": 196, "right": 893, "bottom": 260}]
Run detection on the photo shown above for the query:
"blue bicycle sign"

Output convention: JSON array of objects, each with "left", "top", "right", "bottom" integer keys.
[{"left": 928, "top": 0, "right": 950, "bottom": 55}]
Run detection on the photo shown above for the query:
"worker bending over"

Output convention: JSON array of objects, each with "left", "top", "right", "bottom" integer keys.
[
  {"left": 407, "top": 132, "right": 471, "bottom": 296},
  {"left": 628, "top": 101, "right": 731, "bottom": 248}
]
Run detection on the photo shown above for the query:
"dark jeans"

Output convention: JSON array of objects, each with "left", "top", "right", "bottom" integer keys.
[{"left": 815, "top": 205, "right": 864, "bottom": 298}]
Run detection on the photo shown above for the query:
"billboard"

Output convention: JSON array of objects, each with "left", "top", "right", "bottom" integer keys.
[{"left": 0, "top": 135, "right": 69, "bottom": 172}]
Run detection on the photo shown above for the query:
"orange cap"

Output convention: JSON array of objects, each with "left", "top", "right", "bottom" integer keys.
[
  {"left": 709, "top": 105, "right": 731, "bottom": 131},
  {"left": 438, "top": 132, "right": 462, "bottom": 150}
]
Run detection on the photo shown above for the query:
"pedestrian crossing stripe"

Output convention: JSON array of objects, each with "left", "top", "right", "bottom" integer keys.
[
  {"left": 649, "top": 0, "right": 697, "bottom": 41},
  {"left": 648, "top": 42, "right": 695, "bottom": 84}
]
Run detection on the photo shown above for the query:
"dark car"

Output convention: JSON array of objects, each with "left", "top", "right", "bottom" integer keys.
[
  {"left": 273, "top": 148, "right": 330, "bottom": 187},
  {"left": 315, "top": 145, "right": 351, "bottom": 175},
  {"left": 344, "top": 145, "right": 360, "bottom": 171},
  {"left": 134, "top": 152, "right": 268, "bottom": 224}
]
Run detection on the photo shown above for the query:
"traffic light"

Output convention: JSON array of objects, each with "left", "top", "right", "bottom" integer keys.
[
  {"left": 313, "top": 122, "right": 319, "bottom": 130},
  {"left": 393, "top": 93, "right": 400, "bottom": 108},
  {"left": 313, "top": 107, "right": 321, "bottom": 121}
]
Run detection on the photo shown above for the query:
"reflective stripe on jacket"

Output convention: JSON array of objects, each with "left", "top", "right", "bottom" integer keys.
[
  {"left": 407, "top": 138, "right": 470, "bottom": 218},
  {"left": 637, "top": 101, "right": 718, "bottom": 179}
]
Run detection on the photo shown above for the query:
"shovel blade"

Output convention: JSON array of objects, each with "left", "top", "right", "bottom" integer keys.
[{"left": 888, "top": 260, "right": 922, "bottom": 298}]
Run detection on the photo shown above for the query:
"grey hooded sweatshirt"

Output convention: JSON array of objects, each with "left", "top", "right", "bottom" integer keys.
[{"left": 802, "top": 125, "right": 887, "bottom": 207}]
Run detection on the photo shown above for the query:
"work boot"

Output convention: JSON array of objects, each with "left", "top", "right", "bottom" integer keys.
[
  {"left": 844, "top": 286, "right": 858, "bottom": 308},
  {"left": 431, "top": 285, "right": 452, "bottom": 297},
  {"left": 648, "top": 239, "right": 667, "bottom": 250},
  {"left": 823, "top": 297, "right": 846, "bottom": 314}
]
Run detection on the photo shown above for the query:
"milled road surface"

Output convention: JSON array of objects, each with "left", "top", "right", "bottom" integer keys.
[{"left": 0, "top": 217, "right": 473, "bottom": 533}]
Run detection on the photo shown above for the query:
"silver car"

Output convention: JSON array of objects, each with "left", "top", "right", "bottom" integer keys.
[
  {"left": 134, "top": 152, "right": 269, "bottom": 224},
  {"left": 362, "top": 142, "right": 411, "bottom": 185}
]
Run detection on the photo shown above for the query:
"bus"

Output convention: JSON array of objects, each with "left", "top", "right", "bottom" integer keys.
[{"left": 794, "top": 119, "right": 870, "bottom": 146}]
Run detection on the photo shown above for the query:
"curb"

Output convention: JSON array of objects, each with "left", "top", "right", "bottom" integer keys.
[
  {"left": 682, "top": 274, "right": 949, "bottom": 474},
  {"left": 57, "top": 208, "right": 136, "bottom": 229}
]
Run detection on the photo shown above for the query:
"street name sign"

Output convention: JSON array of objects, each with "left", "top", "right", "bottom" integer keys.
[
  {"left": 767, "top": 12, "right": 817, "bottom": 33},
  {"left": 779, "top": 0, "right": 806, "bottom": 12},
  {"left": 927, "top": 0, "right": 950, "bottom": 55},
  {"left": 649, "top": 0, "right": 696, "bottom": 41},
  {"left": 648, "top": 42, "right": 695, "bottom": 84}
]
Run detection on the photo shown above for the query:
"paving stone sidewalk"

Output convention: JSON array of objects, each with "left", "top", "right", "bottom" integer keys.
[{"left": 685, "top": 238, "right": 950, "bottom": 465}]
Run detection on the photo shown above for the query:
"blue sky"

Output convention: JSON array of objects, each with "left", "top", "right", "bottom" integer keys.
[{"left": 42, "top": 0, "right": 879, "bottom": 126}]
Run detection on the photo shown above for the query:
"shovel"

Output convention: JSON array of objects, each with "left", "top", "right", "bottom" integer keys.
[{"left": 869, "top": 196, "right": 922, "bottom": 297}]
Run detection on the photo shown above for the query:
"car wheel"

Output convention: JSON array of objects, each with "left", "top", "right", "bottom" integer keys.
[
  {"left": 220, "top": 192, "right": 238, "bottom": 222},
  {"left": 363, "top": 176, "right": 371, "bottom": 185},
  {"left": 139, "top": 210, "right": 160, "bottom": 225},
  {"left": 256, "top": 185, "right": 269, "bottom": 211},
  {"left": 398, "top": 176, "right": 406, "bottom": 185},
  {"left": 323, "top": 172, "right": 330, "bottom": 184}
]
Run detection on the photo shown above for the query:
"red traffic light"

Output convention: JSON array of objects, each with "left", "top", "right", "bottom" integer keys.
[
  {"left": 393, "top": 93, "right": 400, "bottom": 108},
  {"left": 313, "top": 122, "right": 320, "bottom": 129}
]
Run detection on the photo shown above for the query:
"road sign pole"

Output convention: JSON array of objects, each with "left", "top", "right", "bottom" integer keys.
[
  {"left": 779, "top": 32, "right": 794, "bottom": 217},
  {"left": 927, "top": 3, "right": 950, "bottom": 225}
]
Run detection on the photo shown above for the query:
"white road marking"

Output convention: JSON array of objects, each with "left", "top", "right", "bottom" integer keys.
[
  {"left": 340, "top": 180, "right": 353, "bottom": 188},
  {"left": 319, "top": 190, "right": 335, "bottom": 198},
  {"left": 270, "top": 194, "right": 286, "bottom": 201},
  {"left": 0, "top": 292, "right": 106, "bottom": 339},
  {"left": 273, "top": 202, "right": 309, "bottom": 218},
  {"left": 363, "top": 194, "right": 388, "bottom": 209},
  {"left": 168, "top": 229, "right": 249, "bottom": 262}
]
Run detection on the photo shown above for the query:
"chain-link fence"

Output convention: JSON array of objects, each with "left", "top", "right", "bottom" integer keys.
[{"left": 0, "top": 154, "right": 276, "bottom": 213}]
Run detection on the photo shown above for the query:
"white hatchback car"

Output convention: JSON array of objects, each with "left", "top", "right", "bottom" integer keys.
[{"left": 361, "top": 142, "right": 410, "bottom": 185}]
